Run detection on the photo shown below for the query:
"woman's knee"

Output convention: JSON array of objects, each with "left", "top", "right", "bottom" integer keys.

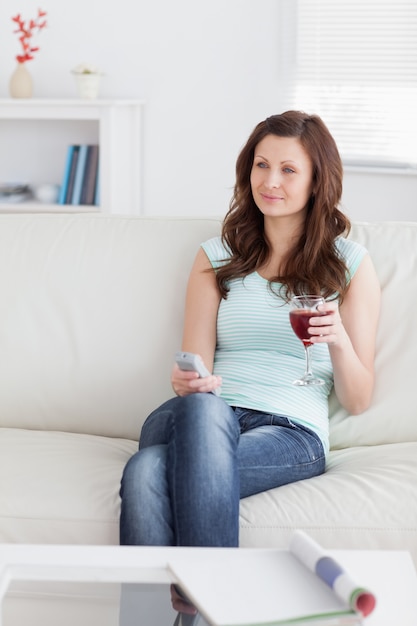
[
  {"left": 181, "top": 393, "right": 235, "bottom": 423},
  {"left": 120, "top": 445, "right": 166, "bottom": 498},
  {"left": 171, "top": 394, "right": 239, "bottom": 456}
]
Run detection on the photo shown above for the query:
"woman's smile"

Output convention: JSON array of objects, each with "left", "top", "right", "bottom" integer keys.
[{"left": 260, "top": 192, "right": 285, "bottom": 202}]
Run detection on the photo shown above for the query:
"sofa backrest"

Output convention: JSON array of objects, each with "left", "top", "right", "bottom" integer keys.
[
  {"left": 0, "top": 215, "right": 416, "bottom": 448},
  {"left": 0, "top": 215, "right": 220, "bottom": 440},
  {"left": 329, "top": 221, "right": 417, "bottom": 449}
]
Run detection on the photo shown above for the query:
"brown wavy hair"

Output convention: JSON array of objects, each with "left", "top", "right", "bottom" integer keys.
[{"left": 216, "top": 110, "right": 351, "bottom": 302}]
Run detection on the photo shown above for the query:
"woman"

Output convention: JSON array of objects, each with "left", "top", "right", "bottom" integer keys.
[{"left": 119, "top": 110, "right": 380, "bottom": 552}]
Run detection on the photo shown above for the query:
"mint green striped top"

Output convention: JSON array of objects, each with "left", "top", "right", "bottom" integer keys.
[{"left": 201, "top": 236, "right": 367, "bottom": 453}]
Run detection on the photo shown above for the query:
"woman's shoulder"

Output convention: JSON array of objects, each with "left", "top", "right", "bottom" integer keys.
[
  {"left": 335, "top": 236, "right": 368, "bottom": 279},
  {"left": 335, "top": 235, "right": 368, "bottom": 259},
  {"left": 201, "top": 236, "right": 231, "bottom": 268}
]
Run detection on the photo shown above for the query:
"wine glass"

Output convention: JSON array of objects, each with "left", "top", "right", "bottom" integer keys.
[{"left": 289, "top": 295, "right": 326, "bottom": 386}]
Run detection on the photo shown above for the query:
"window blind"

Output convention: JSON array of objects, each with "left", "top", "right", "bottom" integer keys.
[{"left": 286, "top": 0, "right": 417, "bottom": 169}]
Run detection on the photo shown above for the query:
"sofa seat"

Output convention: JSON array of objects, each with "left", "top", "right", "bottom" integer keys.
[
  {"left": 0, "top": 428, "right": 136, "bottom": 545},
  {"left": 1, "top": 427, "right": 415, "bottom": 562},
  {"left": 240, "top": 442, "right": 416, "bottom": 559}
]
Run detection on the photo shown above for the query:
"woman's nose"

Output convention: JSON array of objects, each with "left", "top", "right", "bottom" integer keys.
[{"left": 264, "top": 169, "right": 281, "bottom": 188}]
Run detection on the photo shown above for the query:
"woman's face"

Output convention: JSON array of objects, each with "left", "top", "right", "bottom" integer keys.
[{"left": 250, "top": 134, "right": 314, "bottom": 222}]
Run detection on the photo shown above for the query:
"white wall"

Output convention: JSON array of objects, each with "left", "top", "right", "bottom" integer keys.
[
  {"left": 342, "top": 169, "right": 417, "bottom": 223},
  {"left": 0, "top": 0, "right": 416, "bottom": 221}
]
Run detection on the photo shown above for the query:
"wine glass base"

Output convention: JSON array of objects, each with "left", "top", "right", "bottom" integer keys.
[{"left": 293, "top": 377, "right": 325, "bottom": 386}]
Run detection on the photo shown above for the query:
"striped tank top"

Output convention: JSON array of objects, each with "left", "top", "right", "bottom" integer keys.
[{"left": 201, "top": 236, "right": 367, "bottom": 453}]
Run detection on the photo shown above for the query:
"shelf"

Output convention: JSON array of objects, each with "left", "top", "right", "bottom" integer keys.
[
  {"left": 0, "top": 203, "right": 100, "bottom": 214},
  {"left": 0, "top": 98, "right": 144, "bottom": 118},
  {"left": 0, "top": 98, "right": 145, "bottom": 215}
]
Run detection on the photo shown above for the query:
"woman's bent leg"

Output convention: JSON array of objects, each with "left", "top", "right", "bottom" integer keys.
[
  {"left": 236, "top": 414, "right": 326, "bottom": 499},
  {"left": 120, "top": 394, "right": 240, "bottom": 547},
  {"left": 120, "top": 444, "right": 174, "bottom": 545}
]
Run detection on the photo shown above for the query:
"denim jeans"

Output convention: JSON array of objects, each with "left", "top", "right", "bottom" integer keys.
[{"left": 119, "top": 393, "right": 325, "bottom": 548}]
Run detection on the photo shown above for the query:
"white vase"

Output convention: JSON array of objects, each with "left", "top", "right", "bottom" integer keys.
[
  {"left": 73, "top": 73, "right": 101, "bottom": 99},
  {"left": 9, "top": 62, "right": 33, "bottom": 98}
]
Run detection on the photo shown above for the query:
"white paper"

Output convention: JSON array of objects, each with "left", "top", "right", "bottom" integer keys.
[{"left": 168, "top": 548, "right": 357, "bottom": 626}]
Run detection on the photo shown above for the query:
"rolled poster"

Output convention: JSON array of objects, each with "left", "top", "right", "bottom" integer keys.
[{"left": 289, "top": 530, "right": 376, "bottom": 617}]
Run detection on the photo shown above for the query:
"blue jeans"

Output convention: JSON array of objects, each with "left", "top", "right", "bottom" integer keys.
[{"left": 119, "top": 393, "right": 325, "bottom": 548}]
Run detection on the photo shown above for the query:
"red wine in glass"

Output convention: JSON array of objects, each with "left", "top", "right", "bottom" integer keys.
[{"left": 289, "top": 295, "right": 326, "bottom": 385}]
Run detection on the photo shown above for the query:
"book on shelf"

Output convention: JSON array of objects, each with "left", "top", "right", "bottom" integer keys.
[
  {"left": 168, "top": 531, "right": 376, "bottom": 626},
  {"left": 80, "top": 145, "right": 99, "bottom": 205},
  {"left": 58, "top": 145, "right": 74, "bottom": 204},
  {"left": 94, "top": 161, "right": 100, "bottom": 206},
  {"left": 70, "top": 144, "right": 89, "bottom": 205},
  {"left": 58, "top": 144, "right": 100, "bottom": 206},
  {"left": 58, "top": 145, "right": 80, "bottom": 205}
]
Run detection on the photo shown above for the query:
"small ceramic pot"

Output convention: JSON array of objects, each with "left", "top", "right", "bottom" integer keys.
[{"left": 73, "top": 72, "right": 101, "bottom": 99}]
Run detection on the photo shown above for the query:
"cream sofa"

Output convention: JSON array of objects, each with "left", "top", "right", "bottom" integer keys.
[{"left": 0, "top": 213, "right": 416, "bottom": 572}]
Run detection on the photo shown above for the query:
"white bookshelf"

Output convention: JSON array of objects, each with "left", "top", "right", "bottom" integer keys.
[{"left": 0, "top": 98, "right": 144, "bottom": 215}]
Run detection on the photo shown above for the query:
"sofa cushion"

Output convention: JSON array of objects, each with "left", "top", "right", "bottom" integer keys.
[
  {"left": 0, "top": 215, "right": 221, "bottom": 440},
  {"left": 239, "top": 441, "right": 417, "bottom": 564},
  {"left": 330, "top": 222, "right": 417, "bottom": 449},
  {"left": 0, "top": 428, "right": 136, "bottom": 544}
]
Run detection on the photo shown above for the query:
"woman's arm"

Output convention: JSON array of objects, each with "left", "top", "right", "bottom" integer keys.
[
  {"left": 171, "top": 247, "right": 222, "bottom": 396},
  {"left": 309, "top": 254, "right": 381, "bottom": 414}
]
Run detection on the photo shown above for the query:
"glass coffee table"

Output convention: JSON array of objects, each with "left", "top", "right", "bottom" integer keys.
[{"left": 0, "top": 543, "right": 416, "bottom": 626}]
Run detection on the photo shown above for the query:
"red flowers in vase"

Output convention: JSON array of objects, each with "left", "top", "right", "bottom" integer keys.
[{"left": 12, "top": 9, "right": 48, "bottom": 63}]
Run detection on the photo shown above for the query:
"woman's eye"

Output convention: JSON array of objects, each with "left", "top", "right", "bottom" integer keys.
[
  {"left": 283, "top": 167, "right": 295, "bottom": 174},
  {"left": 256, "top": 162, "right": 268, "bottom": 168}
]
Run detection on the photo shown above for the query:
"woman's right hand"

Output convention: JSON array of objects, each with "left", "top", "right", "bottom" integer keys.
[{"left": 171, "top": 363, "right": 222, "bottom": 397}]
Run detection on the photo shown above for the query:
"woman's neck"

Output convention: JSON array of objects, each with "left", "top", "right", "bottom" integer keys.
[{"left": 259, "top": 216, "right": 304, "bottom": 279}]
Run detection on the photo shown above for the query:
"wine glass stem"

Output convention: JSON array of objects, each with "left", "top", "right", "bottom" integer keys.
[{"left": 304, "top": 344, "right": 314, "bottom": 378}]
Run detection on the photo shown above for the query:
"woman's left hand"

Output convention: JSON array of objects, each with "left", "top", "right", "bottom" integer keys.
[{"left": 307, "top": 301, "right": 347, "bottom": 346}]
